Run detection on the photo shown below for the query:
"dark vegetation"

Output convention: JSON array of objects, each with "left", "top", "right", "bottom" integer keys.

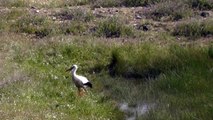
[
  {"left": 1, "top": 0, "right": 212, "bottom": 9},
  {"left": 145, "top": 1, "right": 193, "bottom": 21},
  {"left": 0, "top": 1, "right": 212, "bottom": 38},
  {"left": 97, "top": 17, "right": 134, "bottom": 38},
  {"left": 174, "top": 19, "right": 213, "bottom": 38}
]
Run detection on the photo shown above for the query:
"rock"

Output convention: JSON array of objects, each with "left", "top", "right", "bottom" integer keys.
[
  {"left": 142, "top": 25, "right": 149, "bottom": 31},
  {"left": 52, "top": 16, "right": 56, "bottom": 20},
  {"left": 200, "top": 11, "right": 210, "bottom": 17},
  {"left": 135, "top": 14, "right": 142, "bottom": 19},
  {"left": 35, "top": 10, "right": 40, "bottom": 13},
  {"left": 31, "top": 6, "right": 36, "bottom": 9},
  {"left": 137, "top": 24, "right": 150, "bottom": 31}
]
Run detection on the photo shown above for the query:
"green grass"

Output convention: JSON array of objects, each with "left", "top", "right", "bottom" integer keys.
[
  {"left": 0, "top": 35, "right": 124, "bottom": 119},
  {"left": 174, "top": 19, "right": 213, "bottom": 38},
  {"left": 188, "top": 0, "right": 213, "bottom": 10},
  {"left": 1, "top": 0, "right": 212, "bottom": 9},
  {"left": 0, "top": 0, "right": 89, "bottom": 8},
  {"left": 106, "top": 43, "right": 213, "bottom": 119},
  {"left": 0, "top": 1, "right": 213, "bottom": 119},
  {"left": 11, "top": 14, "right": 60, "bottom": 37},
  {"left": 0, "top": 0, "right": 27, "bottom": 7},
  {"left": 1, "top": 33, "right": 212, "bottom": 119},
  {"left": 70, "top": 41, "right": 213, "bottom": 119},
  {"left": 122, "top": 0, "right": 161, "bottom": 7},
  {"left": 0, "top": 11, "right": 134, "bottom": 38},
  {"left": 144, "top": 0, "right": 193, "bottom": 21},
  {"left": 91, "top": 0, "right": 161, "bottom": 7},
  {"left": 56, "top": 8, "right": 94, "bottom": 22},
  {"left": 97, "top": 17, "right": 134, "bottom": 38},
  {"left": 1, "top": 11, "right": 91, "bottom": 37}
]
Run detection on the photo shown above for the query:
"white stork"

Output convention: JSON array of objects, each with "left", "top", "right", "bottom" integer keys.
[{"left": 66, "top": 65, "right": 92, "bottom": 96}]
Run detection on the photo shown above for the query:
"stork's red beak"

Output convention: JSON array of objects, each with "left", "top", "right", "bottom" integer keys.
[
  {"left": 66, "top": 66, "right": 74, "bottom": 72},
  {"left": 66, "top": 68, "right": 72, "bottom": 72}
]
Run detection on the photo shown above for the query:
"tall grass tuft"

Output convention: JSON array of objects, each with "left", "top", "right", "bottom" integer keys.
[
  {"left": 187, "top": 0, "right": 213, "bottom": 10},
  {"left": 145, "top": 0, "right": 192, "bottom": 21},
  {"left": 0, "top": 0, "right": 27, "bottom": 7},
  {"left": 56, "top": 8, "right": 94, "bottom": 22},
  {"left": 109, "top": 44, "right": 211, "bottom": 79},
  {"left": 123, "top": 0, "right": 161, "bottom": 7},
  {"left": 11, "top": 14, "right": 60, "bottom": 38},
  {"left": 209, "top": 45, "right": 213, "bottom": 58},
  {"left": 107, "top": 43, "right": 213, "bottom": 119},
  {"left": 91, "top": 0, "right": 161, "bottom": 7},
  {"left": 173, "top": 19, "right": 213, "bottom": 38},
  {"left": 97, "top": 17, "right": 134, "bottom": 38}
]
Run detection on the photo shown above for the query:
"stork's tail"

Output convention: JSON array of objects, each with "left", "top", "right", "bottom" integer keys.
[{"left": 84, "top": 82, "right": 92, "bottom": 88}]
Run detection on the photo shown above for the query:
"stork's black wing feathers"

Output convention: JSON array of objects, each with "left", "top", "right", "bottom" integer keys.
[{"left": 84, "top": 82, "right": 92, "bottom": 88}]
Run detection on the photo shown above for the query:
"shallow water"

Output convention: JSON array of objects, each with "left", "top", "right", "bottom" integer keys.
[{"left": 119, "top": 102, "right": 155, "bottom": 120}]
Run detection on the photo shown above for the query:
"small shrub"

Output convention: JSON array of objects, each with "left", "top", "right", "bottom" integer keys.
[
  {"left": 12, "top": 15, "right": 44, "bottom": 34},
  {"left": 72, "top": 8, "right": 94, "bottom": 22},
  {"left": 0, "top": 20, "right": 6, "bottom": 32},
  {"left": 145, "top": 1, "right": 192, "bottom": 21},
  {"left": 8, "top": 13, "right": 90, "bottom": 37},
  {"left": 91, "top": 0, "right": 161, "bottom": 7},
  {"left": 11, "top": 15, "right": 60, "bottom": 37},
  {"left": 187, "top": 0, "right": 213, "bottom": 10},
  {"left": 61, "top": 21, "right": 87, "bottom": 35},
  {"left": 56, "top": 8, "right": 94, "bottom": 22},
  {"left": 35, "top": 27, "right": 57, "bottom": 38},
  {"left": 97, "top": 17, "right": 134, "bottom": 38},
  {"left": 123, "top": 0, "right": 160, "bottom": 7},
  {"left": 6, "top": 9, "right": 25, "bottom": 20},
  {"left": 209, "top": 45, "right": 213, "bottom": 58},
  {"left": 173, "top": 19, "right": 213, "bottom": 38},
  {"left": 0, "top": 0, "right": 27, "bottom": 7},
  {"left": 61, "top": 0, "right": 89, "bottom": 6},
  {"left": 91, "top": 0, "right": 122, "bottom": 7},
  {"left": 0, "top": 9, "right": 27, "bottom": 32}
]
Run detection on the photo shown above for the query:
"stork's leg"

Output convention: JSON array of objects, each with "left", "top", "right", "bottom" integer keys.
[
  {"left": 83, "top": 87, "right": 87, "bottom": 93},
  {"left": 78, "top": 88, "right": 85, "bottom": 96}
]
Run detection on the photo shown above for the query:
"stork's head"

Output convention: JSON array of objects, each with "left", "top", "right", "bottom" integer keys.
[{"left": 66, "top": 64, "right": 78, "bottom": 72}]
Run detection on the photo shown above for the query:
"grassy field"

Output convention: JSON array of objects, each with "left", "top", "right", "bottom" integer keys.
[{"left": 0, "top": 0, "right": 213, "bottom": 120}]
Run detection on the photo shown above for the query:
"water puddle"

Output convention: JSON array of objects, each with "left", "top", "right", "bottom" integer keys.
[{"left": 119, "top": 102, "right": 155, "bottom": 120}]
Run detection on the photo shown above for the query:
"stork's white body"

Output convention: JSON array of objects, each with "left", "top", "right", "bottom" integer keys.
[
  {"left": 67, "top": 65, "right": 92, "bottom": 92},
  {"left": 72, "top": 69, "right": 90, "bottom": 88}
]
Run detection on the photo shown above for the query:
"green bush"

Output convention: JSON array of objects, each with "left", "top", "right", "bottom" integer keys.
[
  {"left": 5, "top": 9, "right": 25, "bottom": 20},
  {"left": 8, "top": 13, "right": 90, "bottom": 37},
  {"left": 173, "top": 19, "right": 213, "bottom": 38},
  {"left": 0, "top": 20, "right": 6, "bottom": 32},
  {"left": 91, "top": 0, "right": 122, "bottom": 7},
  {"left": 61, "top": 21, "right": 87, "bottom": 35},
  {"left": 187, "top": 0, "right": 213, "bottom": 10},
  {"left": 91, "top": 0, "right": 161, "bottom": 7},
  {"left": 97, "top": 17, "right": 134, "bottom": 38},
  {"left": 62, "top": 0, "right": 89, "bottom": 6},
  {"left": 209, "top": 45, "right": 213, "bottom": 58},
  {"left": 0, "top": 0, "right": 27, "bottom": 7},
  {"left": 146, "top": 1, "right": 192, "bottom": 21},
  {"left": 109, "top": 44, "right": 209, "bottom": 78},
  {"left": 123, "top": 0, "right": 160, "bottom": 7},
  {"left": 0, "top": 9, "right": 25, "bottom": 32},
  {"left": 56, "top": 8, "right": 94, "bottom": 22},
  {"left": 11, "top": 15, "right": 60, "bottom": 37},
  {"left": 12, "top": 15, "right": 45, "bottom": 34}
]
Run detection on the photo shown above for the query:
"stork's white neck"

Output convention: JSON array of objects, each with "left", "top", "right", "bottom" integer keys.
[{"left": 71, "top": 67, "right": 77, "bottom": 76}]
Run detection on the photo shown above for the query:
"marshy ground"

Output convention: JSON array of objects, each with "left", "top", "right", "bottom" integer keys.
[{"left": 0, "top": 0, "right": 213, "bottom": 119}]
